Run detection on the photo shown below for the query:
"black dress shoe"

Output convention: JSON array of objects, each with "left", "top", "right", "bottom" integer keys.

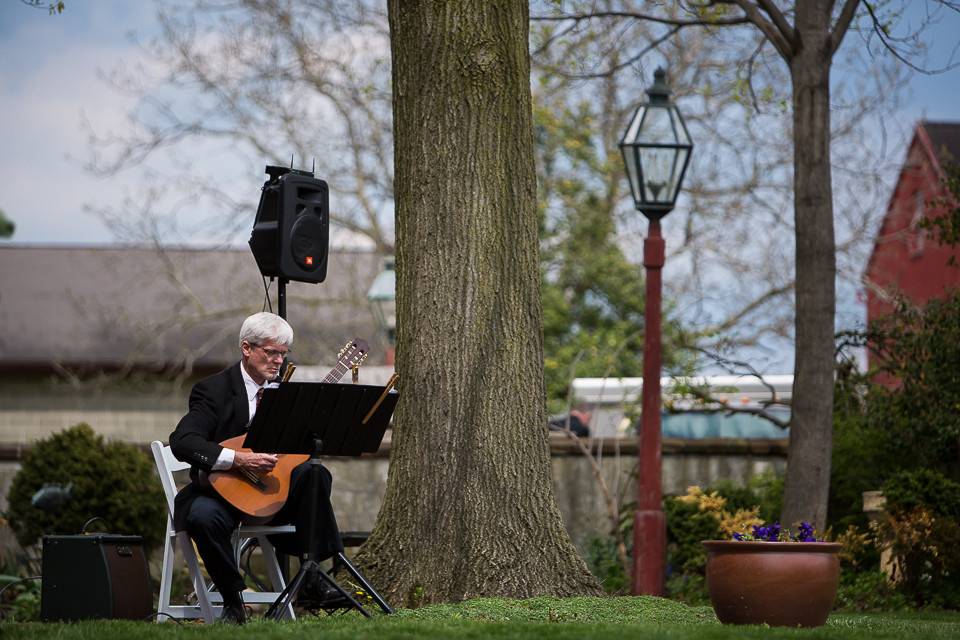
[
  {"left": 296, "top": 568, "right": 349, "bottom": 609},
  {"left": 219, "top": 602, "right": 247, "bottom": 625}
]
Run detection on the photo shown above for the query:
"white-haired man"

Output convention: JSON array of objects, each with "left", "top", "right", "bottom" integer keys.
[{"left": 169, "top": 312, "right": 343, "bottom": 624}]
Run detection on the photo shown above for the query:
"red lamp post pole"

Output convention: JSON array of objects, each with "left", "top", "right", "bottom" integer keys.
[{"left": 632, "top": 216, "right": 666, "bottom": 595}]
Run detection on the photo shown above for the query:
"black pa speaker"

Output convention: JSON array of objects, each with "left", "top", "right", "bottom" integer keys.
[
  {"left": 249, "top": 165, "right": 330, "bottom": 284},
  {"left": 40, "top": 534, "right": 152, "bottom": 621}
]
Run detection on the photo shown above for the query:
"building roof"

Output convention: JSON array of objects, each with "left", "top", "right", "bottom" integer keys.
[
  {"left": 923, "top": 121, "right": 960, "bottom": 168},
  {"left": 0, "top": 244, "right": 388, "bottom": 372},
  {"left": 864, "top": 120, "right": 960, "bottom": 283}
]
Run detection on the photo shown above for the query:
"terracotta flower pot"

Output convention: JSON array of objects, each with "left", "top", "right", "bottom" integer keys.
[{"left": 702, "top": 540, "right": 842, "bottom": 627}]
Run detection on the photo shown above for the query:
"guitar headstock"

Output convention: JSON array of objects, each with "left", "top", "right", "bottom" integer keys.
[{"left": 338, "top": 338, "right": 369, "bottom": 370}]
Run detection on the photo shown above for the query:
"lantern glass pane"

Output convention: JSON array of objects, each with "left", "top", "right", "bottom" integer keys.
[
  {"left": 636, "top": 105, "right": 674, "bottom": 144},
  {"left": 670, "top": 108, "right": 692, "bottom": 146},
  {"left": 624, "top": 106, "right": 645, "bottom": 144},
  {"left": 379, "top": 298, "right": 397, "bottom": 333},
  {"left": 667, "top": 147, "right": 690, "bottom": 202},
  {"left": 639, "top": 147, "right": 678, "bottom": 203},
  {"left": 621, "top": 145, "right": 641, "bottom": 205}
]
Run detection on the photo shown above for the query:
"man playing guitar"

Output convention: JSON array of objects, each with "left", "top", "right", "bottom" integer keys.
[{"left": 169, "top": 312, "right": 343, "bottom": 624}]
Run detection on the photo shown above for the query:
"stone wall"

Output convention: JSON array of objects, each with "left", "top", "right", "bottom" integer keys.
[
  {"left": 0, "top": 436, "right": 785, "bottom": 555},
  {"left": 0, "top": 384, "right": 786, "bottom": 555}
]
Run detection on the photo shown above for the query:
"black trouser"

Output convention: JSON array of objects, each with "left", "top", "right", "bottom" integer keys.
[{"left": 184, "top": 462, "right": 343, "bottom": 596}]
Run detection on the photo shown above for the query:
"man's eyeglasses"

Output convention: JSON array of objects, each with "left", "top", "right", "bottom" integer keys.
[{"left": 251, "top": 343, "right": 290, "bottom": 361}]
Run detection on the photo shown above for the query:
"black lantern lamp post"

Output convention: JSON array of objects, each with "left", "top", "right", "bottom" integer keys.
[
  {"left": 620, "top": 67, "right": 692, "bottom": 596},
  {"left": 366, "top": 257, "right": 396, "bottom": 365}
]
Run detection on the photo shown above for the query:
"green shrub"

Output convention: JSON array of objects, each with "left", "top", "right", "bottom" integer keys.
[
  {"left": 866, "top": 293, "right": 960, "bottom": 479},
  {"left": 835, "top": 570, "right": 911, "bottom": 612},
  {"left": 4, "top": 424, "right": 166, "bottom": 551},
  {"left": 0, "top": 576, "right": 40, "bottom": 622},
  {"left": 831, "top": 292, "right": 960, "bottom": 530},
  {"left": 829, "top": 359, "right": 890, "bottom": 529},
  {"left": 665, "top": 497, "right": 722, "bottom": 576},
  {"left": 583, "top": 536, "right": 628, "bottom": 594},
  {"left": 665, "top": 573, "right": 710, "bottom": 607},
  {"left": 883, "top": 469, "right": 960, "bottom": 518},
  {"left": 872, "top": 469, "right": 960, "bottom": 608},
  {"left": 664, "top": 471, "right": 784, "bottom": 587},
  {"left": 710, "top": 471, "right": 783, "bottom": 524}
]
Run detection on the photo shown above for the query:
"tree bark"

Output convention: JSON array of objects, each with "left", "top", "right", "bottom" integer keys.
[
  {"left": 356, "top": 0, "right": 601, "bottom": 605},
  {"left": 782, "top": 1, "right": 836, "bottom": 531}
]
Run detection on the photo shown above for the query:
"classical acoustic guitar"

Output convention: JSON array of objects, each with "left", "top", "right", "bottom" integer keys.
[{"left": 206, "top": 338, "right": 369, "bottom": 522}]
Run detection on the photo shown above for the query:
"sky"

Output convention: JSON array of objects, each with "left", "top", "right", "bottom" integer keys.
[
  {"left": 1, "top": 1, "right": 959, "bottom": 372},
  {"left": 0, "top": 2, "right": 155, "bottom": 243}
]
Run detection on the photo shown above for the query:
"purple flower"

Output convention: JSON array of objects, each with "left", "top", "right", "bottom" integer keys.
[
  {"left": 751, "top": 522, "right": 782, "bottom": 542},
  {"left": 796, "top": 521, "right": 817, "bottom": 542},
  {"left": 733, "top": 520, "right": 821, "bottom": 542}
]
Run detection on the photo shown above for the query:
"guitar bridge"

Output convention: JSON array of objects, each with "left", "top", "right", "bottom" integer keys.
[{"left": 241, "top": 469, "right": 267, "bottom": 490}]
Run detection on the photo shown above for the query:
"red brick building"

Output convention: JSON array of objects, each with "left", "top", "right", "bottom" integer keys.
[{"left": 863, "top": 121, "right": 960, "bottom": 372}]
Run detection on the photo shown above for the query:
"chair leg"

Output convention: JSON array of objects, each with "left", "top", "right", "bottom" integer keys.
[
  {"left": 258, "top": 535, "right": 295, "bottom": 620},
  {"left": 178, "top": 532, "right": 217, "bottom": 624},
  {"left": 157, "top": 528, "right": 176, "bottom": 623}
]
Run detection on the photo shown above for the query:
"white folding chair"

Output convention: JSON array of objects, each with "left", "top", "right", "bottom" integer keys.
[{"left": 151, "top": 440, "right": 296, "bottom": 623}]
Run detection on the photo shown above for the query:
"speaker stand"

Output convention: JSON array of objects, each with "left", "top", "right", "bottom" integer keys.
[{"left": 278, "top": 277, "right": 289, "bottom": 319}]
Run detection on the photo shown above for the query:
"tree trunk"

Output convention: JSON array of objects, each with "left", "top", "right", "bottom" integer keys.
[
  {"left": 782, "top": 2, "right": 836, "bottom": 531},
  {"left": 356, "top": 0, "right": 601, "bottom": 605}
]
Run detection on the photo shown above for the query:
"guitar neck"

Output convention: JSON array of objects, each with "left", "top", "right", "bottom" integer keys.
[{"left": 322, "top": 361, "right": 351, "bottom": 383}]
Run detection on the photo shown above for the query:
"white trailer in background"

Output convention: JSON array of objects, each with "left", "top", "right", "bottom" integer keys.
[{"left": 570, "top": 375, "right": 793, "bottom": 439}]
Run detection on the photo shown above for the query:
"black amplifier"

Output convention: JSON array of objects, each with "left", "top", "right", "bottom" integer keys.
[{"left": 40, "top": 534, "right": 152, "bottom": 621}]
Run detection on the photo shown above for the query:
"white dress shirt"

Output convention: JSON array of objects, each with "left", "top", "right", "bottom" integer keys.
[{"left": 211, "top": 363, "right": 265, "bottom": 470}]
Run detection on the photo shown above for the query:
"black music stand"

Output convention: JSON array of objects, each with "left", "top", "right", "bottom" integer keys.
[{"left": 242, "top": 381, "right": 398, "bottom": 619}]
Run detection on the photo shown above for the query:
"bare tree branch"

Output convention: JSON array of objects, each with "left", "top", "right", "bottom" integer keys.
[
  {"left": 861, "top": 0, "right": 960, "bottom": 73},
  {"left": 830, "top": 0, "right": 862, "bottom": 56},
  {"left": 530, "top": 9, "right": 750, "bottom": 28},
  {"left": 729, "top": 0, "right": 796, "bottom": 60}
]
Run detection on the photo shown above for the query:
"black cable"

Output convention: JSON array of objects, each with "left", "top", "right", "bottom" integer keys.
[
  {"left": 80, "top": 516, "right": 107, "bottom": 534},
  {"left": 240, "top": 539, "right": 270, "bottom": 592},
  {"left": 262, "top": 275, "right": 273, "bottom": 313}
]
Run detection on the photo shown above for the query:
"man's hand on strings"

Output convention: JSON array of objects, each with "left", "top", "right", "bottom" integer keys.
[{"left": 233, "top": 451, "right": 278, "bottom": 473}]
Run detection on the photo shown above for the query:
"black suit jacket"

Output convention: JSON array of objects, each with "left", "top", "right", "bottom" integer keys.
[{"left": 169, "top": 362, "right": 250, "bottom": 531}]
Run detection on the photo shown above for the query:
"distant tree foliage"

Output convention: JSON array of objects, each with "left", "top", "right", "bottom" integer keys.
[
  {"left": 5, "top": 424, "right": 166, "bottom": 550},
  {"left": 0, "top": 209, "right": 14, "bottom": 238},
  {"left": 831, "top": 291, "right": 960, "bottom": 528},
  {"left": 920, "top": 162, "right": 960, "bottom": 264},
  {"left": 534, "top": 98, "right": 688, "bottom": 408},
  {"left": 20, "top": 1, "right": 64, "bottom": 15},
  {"left": 866, "top": 293, "right": 960, "bottom": 471}
]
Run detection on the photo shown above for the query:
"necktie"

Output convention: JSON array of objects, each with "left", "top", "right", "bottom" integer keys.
[{"left": 256, "top": 387, "right": 264, "bottom": 409}]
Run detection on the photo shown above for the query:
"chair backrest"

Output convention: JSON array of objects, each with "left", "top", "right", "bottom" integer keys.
[{"left": 151, "top": 440, "right": 188, "bottom": 517}]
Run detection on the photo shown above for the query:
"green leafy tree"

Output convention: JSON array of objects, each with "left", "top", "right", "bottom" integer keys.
[
  {"left": 533, "top": 0, "right": 960, "bottom": 534},
  {"left": 534, "top": 87, "right": 688, "bottom": 409},
  {"left": 920, "top": 162, "right": 960, "bottom": 265},
  {"left": 5, "top": 424, "right": 166, "bottom": 551},
  {"left": 831, "top": 291, "right": 960, "bottom": 528},
  {"left": 868, "top": 293, "right": 960, "bottom": 474},
  {"left": 0, "top": 209, "right": 14, "bottom": 238},
  {"left": 20, "top": 1, "right": 64, "bottom": 15}
]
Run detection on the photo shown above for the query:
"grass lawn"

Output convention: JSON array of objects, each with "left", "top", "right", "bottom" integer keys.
[{"left": 2, "top": 596, "right": 958, "bottom": 639}]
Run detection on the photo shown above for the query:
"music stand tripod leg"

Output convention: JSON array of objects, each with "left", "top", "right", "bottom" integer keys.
[
  {"left": 334, "top": 552, "right": 394, "bottom": 614},
  {"left": 265, "top": 439, "right": 371, "bottom": 620}
]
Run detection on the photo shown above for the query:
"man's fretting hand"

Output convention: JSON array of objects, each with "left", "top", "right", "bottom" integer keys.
[{"left": 233, "top": 451, "right": 278, "bottom": 473}]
